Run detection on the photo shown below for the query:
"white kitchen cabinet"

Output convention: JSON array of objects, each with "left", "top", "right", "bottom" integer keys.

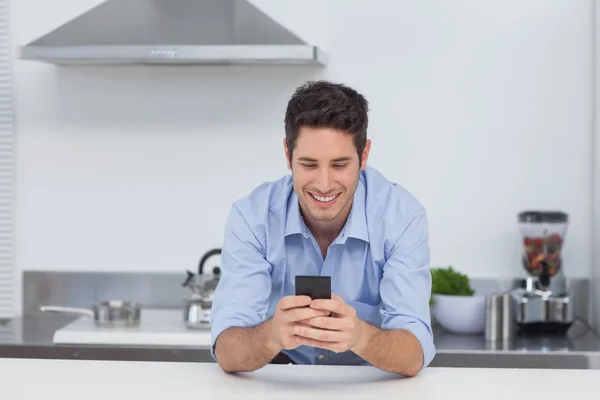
[
  {"left": 0, "top": 0, "right": 14, "bottom": 320},
  {"left": 594, "top": 122, "right": 600, "bottom": 330},
  {"left": 594, "top": 146, "right": 600, "bottom": 330},
  {"left": 593, "top": 2, "right": 600, "bottom": 331}
]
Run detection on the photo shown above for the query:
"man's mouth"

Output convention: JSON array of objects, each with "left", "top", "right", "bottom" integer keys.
[{"left": 308, "top": 192, "right": 340, "bottom": 204}]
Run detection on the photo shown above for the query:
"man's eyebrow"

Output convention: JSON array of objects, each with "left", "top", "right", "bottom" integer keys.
[
  {"left": 332, "top": 157, "right": 352, "bottom": 162},
  {"left": 296, "top": 157, "right": 352, "bottom": 162}
]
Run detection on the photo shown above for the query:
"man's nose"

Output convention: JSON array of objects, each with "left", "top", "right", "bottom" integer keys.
[{"left": 314, "top": 169, "right": 334, "bottom": 193}]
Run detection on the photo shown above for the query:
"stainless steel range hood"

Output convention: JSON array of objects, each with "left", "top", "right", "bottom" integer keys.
[{"left": 17, "top": 0, "right": 328, "bottom": 66}]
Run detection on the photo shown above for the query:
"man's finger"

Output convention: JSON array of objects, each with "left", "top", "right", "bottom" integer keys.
[
  {"left": 299, "top": 316, "right": 346, "bottom": 331},
  {"left": 309, "top": 298, "right": 346, "bottom": 315},
  {"left": 331, "top": 293, "right": 345, "bottom": 303},
  {"left": 293, "top": 325, "right": 347, "bottom": 342},
  {"left": 286, "top": 307, "right": 330, "bottom": 322},
  {"left": 278, "top": 295, "right": 312, "bottom": 310}
]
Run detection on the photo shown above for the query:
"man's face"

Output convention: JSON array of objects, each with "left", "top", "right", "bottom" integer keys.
[{"left": 285, "top": 127, "right": 371, "bottom": 225}]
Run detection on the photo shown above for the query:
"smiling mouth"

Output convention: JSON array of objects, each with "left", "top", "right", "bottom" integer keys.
[{"left": 308, "top": 192, "right": 340, "bottom": 204}]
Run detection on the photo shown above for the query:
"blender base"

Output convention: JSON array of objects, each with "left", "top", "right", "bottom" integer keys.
[
  {"left": 516, "top": 322, "right": 573, "bottom": 336},
  {"left": 511, "top": 287, "right": 574, "bottom": 336}
]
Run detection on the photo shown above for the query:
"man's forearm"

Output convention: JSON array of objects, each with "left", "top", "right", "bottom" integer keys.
[
  {"left": 214, "top": 319, "right": 281, "bottom": 373},
  {"left": 351, "top": 320, "right": 425, "bottom": 377}
]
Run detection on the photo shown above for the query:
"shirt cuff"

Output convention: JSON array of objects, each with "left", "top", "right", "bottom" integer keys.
[{"left": 382, "top": 317, "right": 436, "bottom": 371}]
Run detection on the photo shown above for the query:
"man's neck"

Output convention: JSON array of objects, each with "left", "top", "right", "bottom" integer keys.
[
  {"left": 308, "top": 220, "right": 343, "bottom": 246},
  {"left": 301, "top": 204, "right": 352, "bottom": 253}
]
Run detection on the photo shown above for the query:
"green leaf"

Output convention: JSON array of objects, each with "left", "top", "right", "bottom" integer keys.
[{"left": 429, "top": 266, "right": 475, "bottom": 305}]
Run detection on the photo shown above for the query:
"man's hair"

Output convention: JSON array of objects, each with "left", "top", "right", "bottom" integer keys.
[{"left": 284, "top": 80, "right": 369, "bottom": 163}]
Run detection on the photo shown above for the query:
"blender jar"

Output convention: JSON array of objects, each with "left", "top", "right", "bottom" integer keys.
[{"left": 518, "top": 211, "right": 568, "bottom": 283}]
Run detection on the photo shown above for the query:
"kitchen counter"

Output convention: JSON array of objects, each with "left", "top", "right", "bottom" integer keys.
[
  {"left": 432, "top": 327, "right": 600, "bottom": 369},
  {"left": 434, "top": 327, "right": 600, "bottom": 353},
  {"left": 0, "top": 314, "right": 212, "bottom": 362},
  {"left": 3, "top": 358, "right": 600, "bottom": 399},
  {"left": 1, "top": 314, "right": 600, "bottom": 368}
]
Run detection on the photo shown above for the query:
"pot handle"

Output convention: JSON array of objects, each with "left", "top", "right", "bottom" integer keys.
[{"left": 40, "top": 306, "right": 95, "bottom": 318}]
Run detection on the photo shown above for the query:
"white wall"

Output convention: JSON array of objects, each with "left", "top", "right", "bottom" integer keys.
[{"left": 11, "top": 1, "right": 593, "bottom": 314}]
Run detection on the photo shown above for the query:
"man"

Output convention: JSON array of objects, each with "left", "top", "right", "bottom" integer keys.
[{"left": 209, "top": 80, "right": 435, "bottom": 377}]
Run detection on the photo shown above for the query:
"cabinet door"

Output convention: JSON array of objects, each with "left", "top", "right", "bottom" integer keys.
[
  {"left": 593, "top": 132, "right": 600, "bottom": 330},
  {"left": 593, "top": 118, "right": 600, "bottom": 330},
  {"left": 593, "top": 3, "right": 600, "bottom": 331},
  {"left": 0, "top": 0, "right": 14, "bottom": 319}
]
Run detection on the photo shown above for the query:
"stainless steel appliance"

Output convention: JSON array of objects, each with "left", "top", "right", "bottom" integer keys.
[
  {"left": 17, "top": 0, "right": 328, "bottom": 66},
  {"left": 182, "top": 248, "right": 222, "bottom": 329},
  {"left": 511, "top": 211, "right": 573, "bottom": 335}
]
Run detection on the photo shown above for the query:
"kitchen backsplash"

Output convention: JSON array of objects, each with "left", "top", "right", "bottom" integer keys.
[{"left": 23, "top": 270, "right": 592, "bottom": 325}]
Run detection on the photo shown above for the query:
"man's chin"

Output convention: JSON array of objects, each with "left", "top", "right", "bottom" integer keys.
[
  {"left": 312, "top": 215, "right": 337, "bottom": 222},
  {"left": 306, "top": 208, "right": 340, "bottom": 222}
]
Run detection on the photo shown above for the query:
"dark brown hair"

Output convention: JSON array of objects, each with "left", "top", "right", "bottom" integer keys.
[{"left": 284, "top": 80, "right": 369, "bottom": 163}]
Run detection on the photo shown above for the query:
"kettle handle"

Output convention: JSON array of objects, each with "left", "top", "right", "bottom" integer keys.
[{"left": 199, "top": 248, "right": 222, "bottom": 275}]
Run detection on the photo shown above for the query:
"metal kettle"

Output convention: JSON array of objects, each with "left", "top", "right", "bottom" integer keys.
[{"left": 182, "top": 248, "right": 222, "bottom": 329}]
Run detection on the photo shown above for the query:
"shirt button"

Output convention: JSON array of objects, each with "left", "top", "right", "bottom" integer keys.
[
  {"left": 318, "top": 354, "right": 324, "bottom": 360},
  {"left": 302, "top": 234, "right": 309, "bottom": 239}
]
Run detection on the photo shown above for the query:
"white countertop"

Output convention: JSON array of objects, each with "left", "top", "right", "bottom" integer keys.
[
  {"left": 2, "top": 358, "right": 598, "bottom": 399},
  {"left": 52, "top": 308, "right": 211, "bottom": 347}
]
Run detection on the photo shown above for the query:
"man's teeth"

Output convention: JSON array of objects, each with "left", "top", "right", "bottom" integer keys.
[{"left": 311, "top": 193, "right": 338, "bottom": 202}]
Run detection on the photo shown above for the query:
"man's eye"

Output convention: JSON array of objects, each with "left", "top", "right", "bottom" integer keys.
[
  {"left": 333, "top": 164, "right": 347, "bottom": 169},
  {"left": 301, "top": 163, "right": 317, "bottom": 169}
]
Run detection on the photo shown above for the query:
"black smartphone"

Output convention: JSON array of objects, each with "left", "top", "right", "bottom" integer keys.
[{"left": 295, "top": 275, "right": 331, "bottom": 300}]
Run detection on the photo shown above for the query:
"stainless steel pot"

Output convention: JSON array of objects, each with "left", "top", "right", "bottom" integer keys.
[{"left": 41, "top": 300, "right": 142, "bottom": 327}]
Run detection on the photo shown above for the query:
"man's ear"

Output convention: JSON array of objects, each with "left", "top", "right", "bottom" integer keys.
[
  {"left": 360, "top": 139, "right": 371, "bottom": 170},
  {"left": 284, "top": 138, "right": 292, "bottom": 170}
]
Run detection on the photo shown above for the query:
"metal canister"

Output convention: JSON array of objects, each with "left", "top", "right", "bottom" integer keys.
[
  {"left": 500, "top": 291, "right": 515, "bottom": 340},
  {"left": 485, "top": 292, "right": 515, "bottom": 341},
  {"left": 485, "top": 293, "right": 503, "bottom": 341}
]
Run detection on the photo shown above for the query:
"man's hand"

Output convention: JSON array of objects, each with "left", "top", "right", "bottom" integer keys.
[
  {"left": 266, "top": 295, "right": 331, "bottom": 352},
  {"left": 293, "top": 293, "right": 363, "bottom": 353}
]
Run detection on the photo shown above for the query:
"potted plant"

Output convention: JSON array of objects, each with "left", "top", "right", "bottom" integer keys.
[{"left": 429, "top": 266, "right": 485, "bottom": 335}]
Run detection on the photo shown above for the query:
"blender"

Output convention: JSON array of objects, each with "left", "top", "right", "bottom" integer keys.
[{"left": 511, "top": 211, "right": 573, "bottom": 335}]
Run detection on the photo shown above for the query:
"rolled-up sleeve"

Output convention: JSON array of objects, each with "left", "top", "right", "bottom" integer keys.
[
  {"left": 379, "top": 209, "right": 436, "bottom": 371},
  {"left": 209, "top": 204, "right": 273, "bottom": 361}
]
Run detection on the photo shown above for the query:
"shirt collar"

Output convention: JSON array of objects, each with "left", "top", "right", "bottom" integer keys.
[
  {"left": 284, "top": 175, "right": 369, "bottom": 243},
  {"left": 341, "top": 175, "right": 369, "bottom": 243},
  {"left": 284, "top": 190, "right": 308, "bottom": 237}
]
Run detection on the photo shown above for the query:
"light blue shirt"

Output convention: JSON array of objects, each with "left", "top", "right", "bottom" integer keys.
[{"left": 210, "top": 166, "right": 435, "bottom": 370}]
